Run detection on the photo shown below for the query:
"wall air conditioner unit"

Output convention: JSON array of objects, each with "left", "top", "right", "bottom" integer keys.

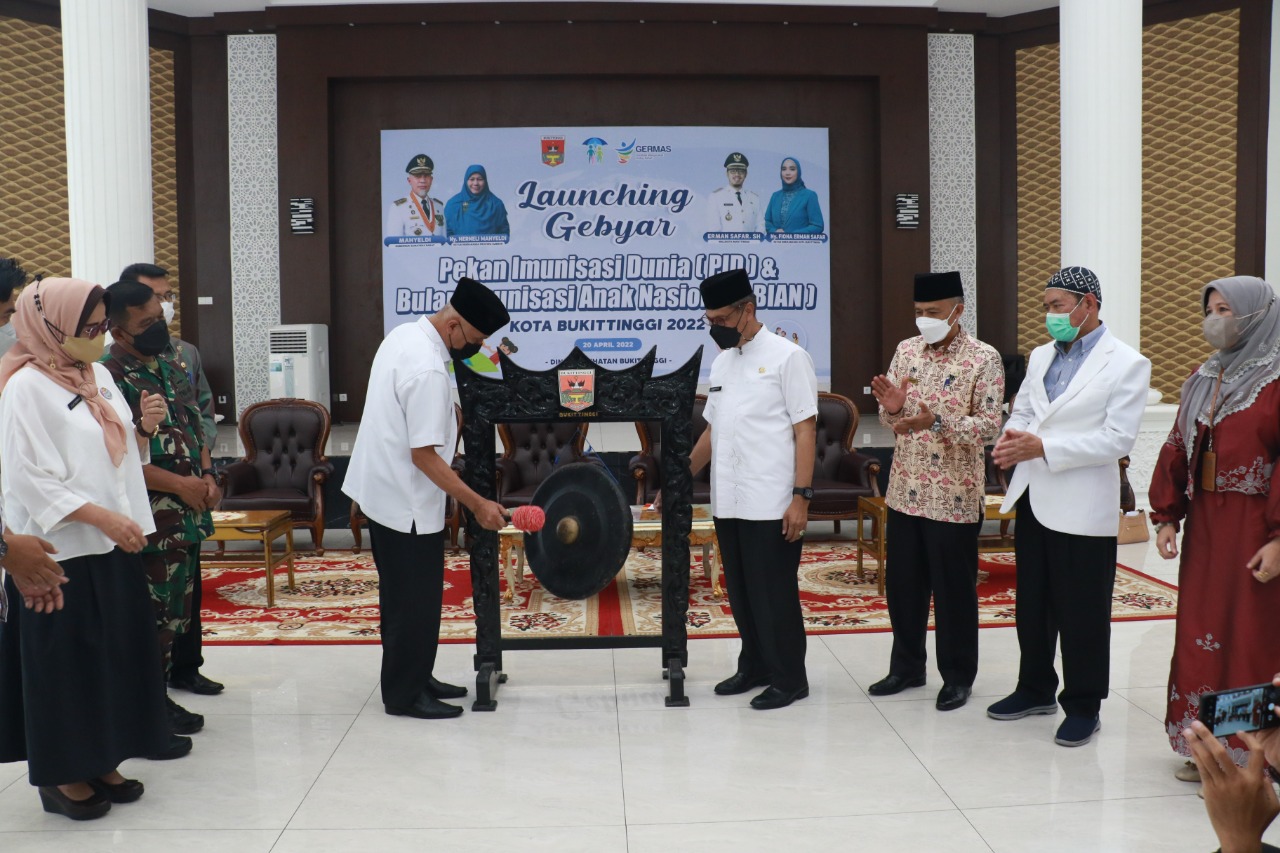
[{"left": 268, "top": 324, "right": 330, "bottom": 407}]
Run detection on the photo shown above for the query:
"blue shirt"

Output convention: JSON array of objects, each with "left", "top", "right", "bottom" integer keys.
[{"left": 1043, "top": 322, "right": 1107, "bottom": 403}]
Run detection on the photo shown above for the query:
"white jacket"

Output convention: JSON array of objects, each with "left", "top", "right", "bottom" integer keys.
[{"left": 1000, "top": 329, "right": 1151, "bottom": 537}]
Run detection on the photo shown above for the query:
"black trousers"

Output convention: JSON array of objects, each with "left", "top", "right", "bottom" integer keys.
[
  {"left": 1013, "top": 492, "right": 1117, "bottom": 717},
  {"left": 369, "top": 519, "right": 445, "bottom": 708},
  {"left": 885, "top": 508, "right": 981, "bottom": 686},
  {"left": 714, "top": 517, "right": 807, "bottom": 692},
  {"left": 170, "top": 551, "right": 205, "bottom": 680}
]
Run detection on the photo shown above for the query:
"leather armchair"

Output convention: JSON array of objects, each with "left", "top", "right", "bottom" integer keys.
[
  {"left": 627, "top": 395, "right": 711, "bottom": 506},
  {"left": 495, "top": 422, "right": 590, "bottom": 508},
  {"left": 218, "top": 398, "right": 335, "bottom": 554},
  {"left": 808, "top": 392, "right": 881, "bottom": 531}
]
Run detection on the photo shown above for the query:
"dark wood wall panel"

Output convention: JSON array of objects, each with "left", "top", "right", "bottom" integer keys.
[{"left": 275, "top": 17, "right": 932, "bottom": 421}]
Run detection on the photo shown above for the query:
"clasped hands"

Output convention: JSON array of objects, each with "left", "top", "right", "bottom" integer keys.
[{"left": 869, "top": 375, "right": 934, "bottom": 435}]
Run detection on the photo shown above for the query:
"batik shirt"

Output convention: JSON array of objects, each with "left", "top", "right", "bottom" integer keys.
[
  {"left": 879, "top": 328, "right": 1005, "bottom": 523},
  {"left": 101, "top": 345, "right": 214, "bottom": 549}
]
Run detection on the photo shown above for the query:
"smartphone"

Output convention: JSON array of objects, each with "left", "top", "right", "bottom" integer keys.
[{"left": 1200, "top": 682, "right": 1280, "bottom": 737}]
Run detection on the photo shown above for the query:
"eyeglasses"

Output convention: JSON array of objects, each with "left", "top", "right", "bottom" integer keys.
[
  {"left": 32, "top": 285, "right": 109, "bottom": 342},
  {"left": 703, "top": 305, "right": 744, "bottom": 327}
]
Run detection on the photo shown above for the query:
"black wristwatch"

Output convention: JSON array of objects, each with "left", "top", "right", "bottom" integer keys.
[
  {"left": 201, "top": 467, "right": 217, "bottom": 478},
  {"left": 792, "top": 487, "right": 814, "bottom": 500},
  {"left": 0, "top": 531, "right": 8, "bottom": 564}
]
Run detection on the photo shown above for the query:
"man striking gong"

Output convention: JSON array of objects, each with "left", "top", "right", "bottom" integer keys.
[{"left": 689, "top": 269, "right": 818, "bottom": 710}]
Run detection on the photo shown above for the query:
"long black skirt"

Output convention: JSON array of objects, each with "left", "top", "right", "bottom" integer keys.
[{"left": 0, "top": 548, "right": 167, "bottom": 786}]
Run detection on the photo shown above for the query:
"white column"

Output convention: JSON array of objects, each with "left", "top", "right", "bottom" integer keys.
[
  {"left": 1059, "top": 0, "right": 1143, "bottom": 351},
  {"left": 61, "top": 0, "right": 154, "bottom": 286},
  {"left": 1267, "top": 0, "right": 1280, "bottom": 282}
]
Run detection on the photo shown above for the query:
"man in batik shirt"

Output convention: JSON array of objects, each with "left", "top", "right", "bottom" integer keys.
[{"left": 868, "top": 271, "right": 1005, "bottom": 712}]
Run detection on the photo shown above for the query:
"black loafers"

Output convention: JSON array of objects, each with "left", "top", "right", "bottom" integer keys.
[
  {"left": 935, "top": 684, "right": 972, "bottom": 711},
  {"left": 867, "top": 674, "right": 926, "bottom": 696},
  {"left": 166, "top": 696, "right": 204, "bottom": 735},
  {"left": 89, "top": 776, "right": 145, "bottom": 804},
  {"left": 427, "top": 676, "right": 468, "bottom": 700},
  {"left": 714, "top": 671, "right": 771, "bottom": 696},
  {"left": 169, "top": 671, "right": 225, "bottom": 695},
  {"left": 38, "top": 786, "right": 111, "bottom": 820},
  {"left": 750, "top": 684, "right": 810, "bottom": 710},
  {"left": 385, "top": 692, "right": 464, "bottom": 719}
]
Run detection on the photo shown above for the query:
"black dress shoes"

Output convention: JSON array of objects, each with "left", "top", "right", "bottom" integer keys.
[
  {"left": 166, "top": 695, "right": 204, "bottom": 735},
  {"left": 750, "top": 684, "right": 810, "bottom": 710},
  {"left": 867, "top": 674, "right": 926, "bottom": 696},
  {"left": 714, "top": 671, "right": 771, "bottom": 696},
  {"left": 38, "top": 786, "right": 111, "bottom": 820},
  {"left": 427, "top": 676, "right": 468, "bottom": 700},
  {"left": 147, "top": 732, "right": 193, "bottom": 761},
  {"left": 935, "top": 684, "right": 972, "bottom": 711},
  {"left": 89, "top": 776, "right": 145, "bottom": 804},
  {"left": 169, "top": 671, "right": 225, "bottom": 695},
  {"left": 385, "top": 692, "right": 464, "bottom": 719}
]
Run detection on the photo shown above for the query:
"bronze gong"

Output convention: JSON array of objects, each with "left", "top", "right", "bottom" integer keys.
[{"left": 525, "top": 462, "right": 634, "bottom": 600}]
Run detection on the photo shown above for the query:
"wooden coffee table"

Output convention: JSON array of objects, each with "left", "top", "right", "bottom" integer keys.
[
  {"left": 206, "top": 510, "right": 296, "bottom": 607},
  {"left": 856, "top": 496, "right": 888, "bottom": 595},
  {"left": 498, "top": 504, "right": 721, "bottom": 601},
  {"left": 979, "top": 495, "right": 1017, "bottom": 553}
]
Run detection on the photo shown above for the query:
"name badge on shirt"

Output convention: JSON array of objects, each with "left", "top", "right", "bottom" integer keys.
[{"left": 709, "top": 386, "right": 722, "bottom": 393}]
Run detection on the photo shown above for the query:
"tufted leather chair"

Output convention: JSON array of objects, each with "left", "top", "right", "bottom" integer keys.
[
  {"left": 218, "top": 398, "right": 335, "bottom": 554},
  {"left": 627, "top": 395, "right": 712, "bottom": 506},
  {"left": 809, "top": 392, "right": 881, "bottom": 531},
  {"left": 495, "top": 422, "right": 590, "bottom": 508}
]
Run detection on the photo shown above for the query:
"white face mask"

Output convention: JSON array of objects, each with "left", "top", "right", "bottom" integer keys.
[
  {"left": 915, "top": 304, "right": 959, "bottom": 345},
  {"left": 161, "top": 301, "right": 175, "bottom": 325}
]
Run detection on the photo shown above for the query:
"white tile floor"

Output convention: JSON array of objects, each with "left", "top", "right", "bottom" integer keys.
[{"left": 1, "top": 537, "right": 1272, "bottom": 852}]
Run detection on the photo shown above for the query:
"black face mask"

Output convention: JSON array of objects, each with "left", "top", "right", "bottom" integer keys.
[
  {"left": 709, "top": 322, "right": 742, "bottom": 350},
  {"left": 131, "top": 321, "right": 170, "bottom": 357},
  {"left": 448, "top": 326, "right": 482, "bottom": 360}
]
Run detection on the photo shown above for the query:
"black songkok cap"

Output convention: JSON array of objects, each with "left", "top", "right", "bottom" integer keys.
[
  {"left": 450, "top": 277, "right": 510, "bottom": 336},
  {"left": 913, "top": 271, "right": 963, "bottom": 302},
  {"left": 1045, "top": 266, "right": 1102, "bottom": 304},
  {"left": 700, "top": 269, "right": 753, "bottom": 310}
]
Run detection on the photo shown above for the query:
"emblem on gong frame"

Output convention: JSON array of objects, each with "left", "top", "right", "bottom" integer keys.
[{"left": 558, "top": 368, "right": 596, "bottom": 412}]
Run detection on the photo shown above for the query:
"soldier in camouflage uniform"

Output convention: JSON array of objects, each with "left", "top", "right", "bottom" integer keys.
[
  {"left": 102, "top": 280, "right": 217, "bottom": 754},
  {"left": 120, "top": 263, "right": 223, "bottom": 696}
]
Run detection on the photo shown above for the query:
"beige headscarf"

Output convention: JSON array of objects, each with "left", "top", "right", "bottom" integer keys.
[{"left": 0, "top": 277, "right": 128, "bottom": 466}]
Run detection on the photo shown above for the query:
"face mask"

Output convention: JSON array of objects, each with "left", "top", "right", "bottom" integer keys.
[
  {"left": 1045, "top": 298, "right": 1086, "bottom": 343},
  {"left": 448, "top": 325, "right": 482, "bottom": 360},
  {"left": 709, "top": 322, "right": 742, "bottom": 350},
  {"left": 1203, "top": 307, "right": 1263, "bottom": 351},
  {"left": 62, "top": 334, "right": 105, "bottom": 364},
  {"left": 161, "top": 301, "right": 175, "bottom": 325},
  {"left": 915, "top": 305, "right": 959, "bottom": 345},
  {"left": 131, "top": 322, "right": 171, "bottom": 357}
]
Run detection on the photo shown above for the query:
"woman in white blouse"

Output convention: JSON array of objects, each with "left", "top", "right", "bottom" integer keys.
[{"left": 0, "top": 278, "right": 167, "bottom": 821}]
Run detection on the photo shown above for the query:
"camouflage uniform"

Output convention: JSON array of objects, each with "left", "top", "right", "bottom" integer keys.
[{"left": 101, "top": 344, "right": 213, "bottom": 670}]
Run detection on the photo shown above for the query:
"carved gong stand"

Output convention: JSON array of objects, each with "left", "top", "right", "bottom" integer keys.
[{"left": 456, "top": 346, "right": 700, "bottom": 710}]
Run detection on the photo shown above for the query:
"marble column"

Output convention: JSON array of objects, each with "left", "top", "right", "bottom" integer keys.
[
  {"left": 1059, "top": 0, "right": 1143, "bottom": 351},
  {"left": 60, "top": 0, "right": 154, "bottom": 286}
]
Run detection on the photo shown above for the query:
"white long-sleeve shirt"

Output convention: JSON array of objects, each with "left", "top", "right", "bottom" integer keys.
[{"left": 0, "top": 363, "right": 154, "bottom": 562}]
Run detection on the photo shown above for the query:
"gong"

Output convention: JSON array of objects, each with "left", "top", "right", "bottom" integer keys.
[{"left": 525, "top": 462, "right": 633, "bottom": 600}]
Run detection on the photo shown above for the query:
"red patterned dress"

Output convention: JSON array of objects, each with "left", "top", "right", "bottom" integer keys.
[{"left": 1150, "top": 380, "right": 1280, "bottom": 762}]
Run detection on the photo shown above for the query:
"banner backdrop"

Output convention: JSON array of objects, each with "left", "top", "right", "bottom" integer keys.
[{"left": 381, "top": 126, "right": 830, "bottom": 380}]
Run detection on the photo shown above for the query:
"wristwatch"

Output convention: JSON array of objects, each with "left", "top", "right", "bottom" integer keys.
[
  {"left": 0, "top": 531, "right": 9, "bottom": 564},
  {"left": 930, "top": 414, "right": 944, "bottom": 433},
  {"left": 201, "top": 467, "right": 217, "bottom": 478},
  {"left": 792, "top": 487, "right": 814, "bottom": 500}
]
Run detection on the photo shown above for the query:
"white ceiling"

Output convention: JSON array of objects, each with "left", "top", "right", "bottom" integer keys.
[{"left": 148, "top": 0, "right": 1060, "bottom": 20}]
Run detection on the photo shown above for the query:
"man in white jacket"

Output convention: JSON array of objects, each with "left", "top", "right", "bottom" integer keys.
[{"left": 987, "top": 266, "right": 1151, "bottom": 747}]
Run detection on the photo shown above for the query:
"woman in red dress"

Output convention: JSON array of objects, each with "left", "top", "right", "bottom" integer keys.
[{"left": 1151, "top": 275, "right": 1280, "bottom": 782}]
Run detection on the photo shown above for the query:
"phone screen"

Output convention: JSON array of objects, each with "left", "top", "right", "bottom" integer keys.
[{"left": 1203, "top": 684, "right": 1280, "bottom": 737}]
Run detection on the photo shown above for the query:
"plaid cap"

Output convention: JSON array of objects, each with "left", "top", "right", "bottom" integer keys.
[{"left": 1045, "top": 266, "right": 1101, "bottom": 304}]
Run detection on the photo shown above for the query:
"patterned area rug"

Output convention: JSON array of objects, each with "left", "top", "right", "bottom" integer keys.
[{"left": 199, "top": 544, "right": 1178, "bottom": 645}]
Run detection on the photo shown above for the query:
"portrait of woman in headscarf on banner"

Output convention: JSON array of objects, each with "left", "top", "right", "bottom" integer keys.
[
  {"left": 444, "top": 165, "right": 510, "bottom": 237},
  {"left": 764, "top": 156, "right": 825, "bottom": 235}
]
